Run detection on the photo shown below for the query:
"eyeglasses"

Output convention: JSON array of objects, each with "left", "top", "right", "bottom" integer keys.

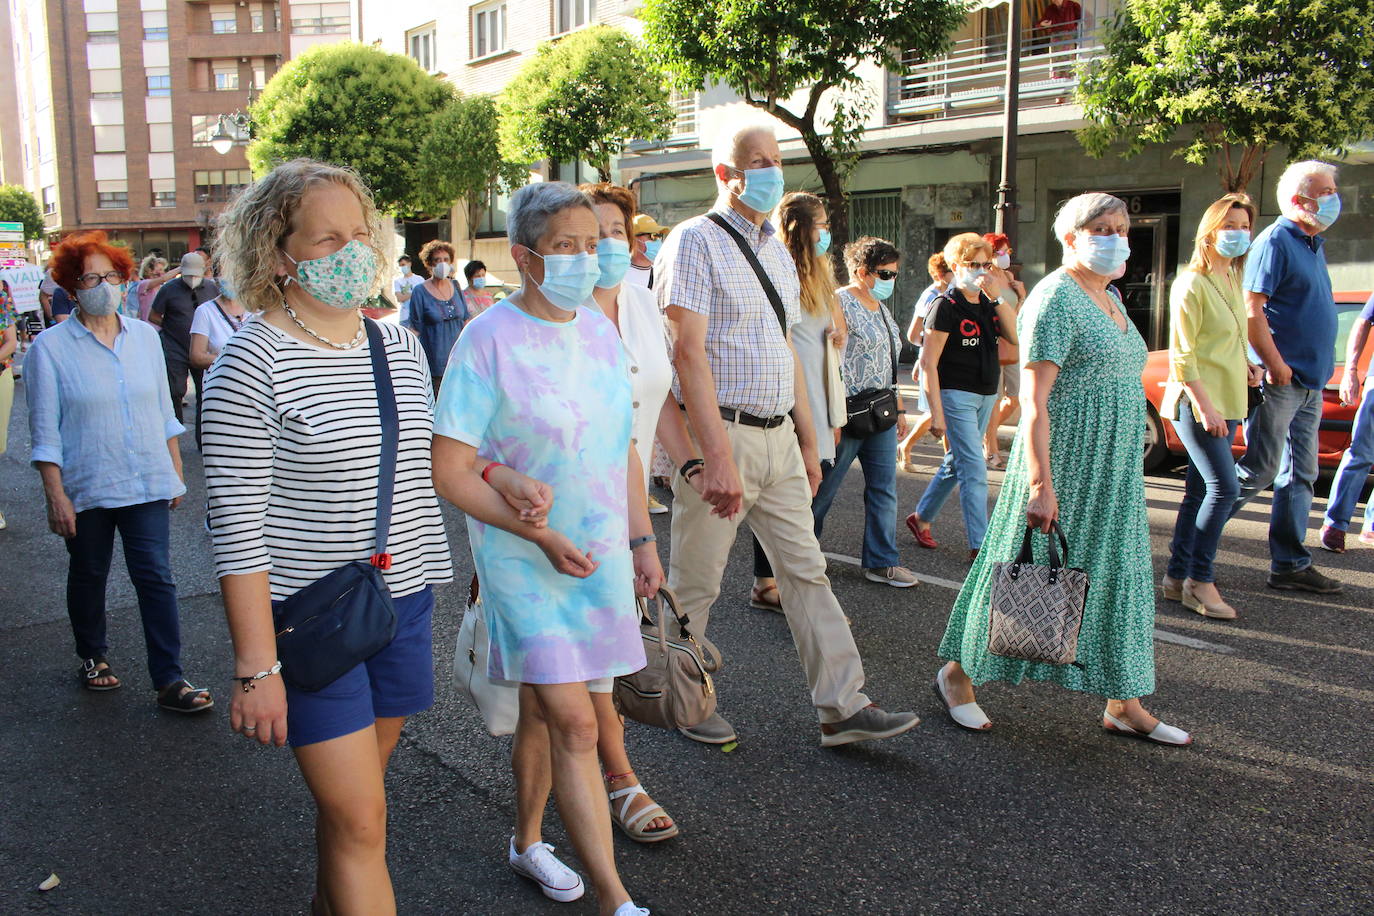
[
  {"left": 875, "top": 269, "right": 898, "bottom": 281},
  {"left": 77, "top": 271, "right": 125, "bottom": 288},
  {"left": 964, "top": 261, "right": 996, "bottom": 271}
]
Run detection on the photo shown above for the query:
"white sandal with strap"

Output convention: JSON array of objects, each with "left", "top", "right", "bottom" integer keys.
[{"left": 608, "top": 781, "right": 679, "bottom": 843}]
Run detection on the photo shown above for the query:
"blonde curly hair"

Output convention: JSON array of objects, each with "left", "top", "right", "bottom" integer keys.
[{"left": 214, "top": 158, "right": 390, "bottom": 314}]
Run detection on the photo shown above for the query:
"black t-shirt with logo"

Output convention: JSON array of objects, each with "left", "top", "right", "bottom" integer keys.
[{"left": 928, "top": 289, "right": 1001, "bottom": 395}]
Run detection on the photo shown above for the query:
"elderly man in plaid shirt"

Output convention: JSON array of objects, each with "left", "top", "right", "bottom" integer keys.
[{"left": 656, "top": 122, "right": 920, "bottom": 748}]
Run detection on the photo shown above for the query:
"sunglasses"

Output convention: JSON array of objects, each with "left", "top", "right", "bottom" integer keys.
[
  {"left": 964, "top": 261, "right": 996, "bottom": 271},
  {"left": 874, "top": 269, "right": 898, "bottom": 281}
]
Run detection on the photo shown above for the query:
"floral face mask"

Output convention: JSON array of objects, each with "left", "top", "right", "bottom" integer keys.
[{"left": 282, "top": 239, "right": 378, "bottom": 310}]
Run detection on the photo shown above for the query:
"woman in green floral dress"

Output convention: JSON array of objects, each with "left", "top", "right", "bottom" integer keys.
[{"left": 932, "top": 192, "right": 1192, "bottom": 746}]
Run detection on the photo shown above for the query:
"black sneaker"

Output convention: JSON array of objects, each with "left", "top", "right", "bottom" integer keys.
[{"left": 1267, "top": 567, "right": 1343, "bottom": 594}]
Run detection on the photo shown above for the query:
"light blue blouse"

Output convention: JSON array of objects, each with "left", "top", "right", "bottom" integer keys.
[
  {"left": 25, "top": 313, "right": 186, "bottom": 513},
  {"left": 838, "top": 288, "right": 902, "bottom": 396}
]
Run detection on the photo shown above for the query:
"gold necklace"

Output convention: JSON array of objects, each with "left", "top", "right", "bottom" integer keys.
[{"left": 283, "top": 303, "right": 365, "bottom": 349}]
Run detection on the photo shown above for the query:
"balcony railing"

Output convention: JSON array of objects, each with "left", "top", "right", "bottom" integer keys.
[{"left": 889, "top": 24, "right": 1105, "bottom": 121}]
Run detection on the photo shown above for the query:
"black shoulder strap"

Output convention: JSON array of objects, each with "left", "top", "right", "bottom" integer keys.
[
  {"left": 876, "top": 303, "right": 899, "bottom": 386},
  {"left": 705, "top": 211, "right": 788, "bottom": 335},
  {"left": 364, "top": 319, "right": 398, "bottom": 564}
]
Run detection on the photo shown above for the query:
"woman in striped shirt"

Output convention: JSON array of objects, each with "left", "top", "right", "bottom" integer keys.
[{"left": 201, "top": 159, "right": 453, "bottom": 915}]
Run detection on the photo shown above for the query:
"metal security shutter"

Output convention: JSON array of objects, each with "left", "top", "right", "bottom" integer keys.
[{"left": 850, "top": 191, "right": 902, "bottom": 244}]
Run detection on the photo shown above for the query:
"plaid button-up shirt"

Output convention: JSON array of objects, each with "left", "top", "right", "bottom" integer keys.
[{"left": 656, "top": 206, "right": 801, "bottom": 418}]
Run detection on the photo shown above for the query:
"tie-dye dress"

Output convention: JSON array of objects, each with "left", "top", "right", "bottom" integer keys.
[{"left": 435, "top": 299, "right": 646, "bottom": 684}]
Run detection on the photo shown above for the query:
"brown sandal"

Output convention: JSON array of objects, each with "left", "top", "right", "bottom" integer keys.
[{"left": 749, "top": 583, "right": 783, "bottom": 613}]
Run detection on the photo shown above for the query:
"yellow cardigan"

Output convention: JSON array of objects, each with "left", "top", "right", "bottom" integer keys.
[{"left": 1162, "top": 267, "right": 1250, "bottom": 423}]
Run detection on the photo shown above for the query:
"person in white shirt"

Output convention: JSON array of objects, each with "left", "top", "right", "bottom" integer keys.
[
  {"left": 189, "top": 276, "right": 250, "bottom": 448},
  {"left": 392, "top": 254, "right": 424, "bottom": 323}
]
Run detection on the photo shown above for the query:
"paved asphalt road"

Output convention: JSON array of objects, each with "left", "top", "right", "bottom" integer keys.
[{"left": 1, "top": 378, "right": 1371, "bottom": 915}]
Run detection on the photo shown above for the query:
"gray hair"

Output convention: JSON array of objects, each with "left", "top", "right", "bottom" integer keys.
[
  {"left": 507, "top": 181, "right": 595, "bottom": 250},
  {"left": 710, "top": 120, "right": 777, "bottom": 176},
  {"left": 1276, "top": 160, "right": 1338, "bottom": 219},
  {"left": 1053, "top": 192, "right": 1129, "bottom": 249},
  {"left": 138, "top": 254, "right": 166, "bottom": 278}
]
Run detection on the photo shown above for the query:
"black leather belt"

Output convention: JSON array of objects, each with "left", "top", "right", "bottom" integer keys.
[{"left": 678, "top": 403, "right": 789, "bottom": 429}]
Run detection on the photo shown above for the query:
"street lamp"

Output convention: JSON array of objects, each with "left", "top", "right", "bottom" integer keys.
[{"left": 210, "top": 81, "right": 257, "bottom": 156}]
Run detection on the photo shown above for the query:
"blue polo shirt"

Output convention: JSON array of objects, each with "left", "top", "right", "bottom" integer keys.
[{"left": 1243, "top": 217, "right": 1336, "bottom": 389}]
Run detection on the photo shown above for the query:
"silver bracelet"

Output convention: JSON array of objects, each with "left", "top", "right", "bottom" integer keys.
[{"left": 629, "top": 534, "right": 657, "bottom": 550}]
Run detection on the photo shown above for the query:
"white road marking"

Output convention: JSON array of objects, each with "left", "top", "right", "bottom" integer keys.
[{"left": 823, "top": 552, "right": 1236, "bottom": 654}]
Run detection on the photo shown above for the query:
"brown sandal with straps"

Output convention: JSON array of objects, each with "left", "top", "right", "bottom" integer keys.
[{"left": 749, "top": 583, "right": 783, "bottom": 613}]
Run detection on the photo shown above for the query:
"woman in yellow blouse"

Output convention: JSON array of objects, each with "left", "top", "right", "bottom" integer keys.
[{"left": 1161, "top": 193, "right": 1264, "bottom": 619}]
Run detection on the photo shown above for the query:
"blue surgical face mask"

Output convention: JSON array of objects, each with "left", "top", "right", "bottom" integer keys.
[
  {"left": 643, "top": 239, "right": 663, "bottom": 260},
  {"left": 399, "top": 263, "right": 411, "bottom": 275},
  {"left": 815, "top": 228, "right": 832, "bottom": 256},
  {"left": 731, "top": 166, "right": 785, "bottom": 214},
  {"left": 1074, "top": 234, "right": 1131, "bottom": 276},
  {"left": 471, "top": 276, "right": 487, "bottom": 290},
  {"left": 1214, "top": 230, "right": 1251, "bottom": 258},
  {"left": 595, "top": 237, "right": 632, "bottom": 289},
  {"left": 1313, "top": 192, "right": 1341, "bottom": 229},
  {"left": 871, "top": 276, "right": 895, "bottom": 301},
  {"left": 218, "top": 277, "right": 236, "bottom": 299},
  {"left": 526, "top": 250, "right": 599, "bottom": 312}
]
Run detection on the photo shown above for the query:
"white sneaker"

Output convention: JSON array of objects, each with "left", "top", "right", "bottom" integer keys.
[
  {"left": 647, "top": 494, "right": 670, "bottom": 515},
  {"left": 508, "top": 836, "right": 585, "bottom": 902},
  {"left": 614, "top": 903, "right": 650, "bottom": 916},
  {"left": 0, "top": 510, "right": 7, "bottom": 530},
  {"left": 864, "top": 566, "right": 919, "bottom": 587}
]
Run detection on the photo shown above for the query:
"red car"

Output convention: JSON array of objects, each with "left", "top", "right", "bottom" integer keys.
[{"left": 1141, "top": 291, "right": 1372, "bottom": 471}]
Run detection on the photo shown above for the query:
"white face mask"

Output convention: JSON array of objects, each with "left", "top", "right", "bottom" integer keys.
[
  {"left": 185, "top": 276, "right": 202, "bottom": 289},
  {"left": 432, "top": 262, "right": 451, "bottom": 280},
  {"left": 994, "top": 252, "right": 1011, "bottom": 270}
]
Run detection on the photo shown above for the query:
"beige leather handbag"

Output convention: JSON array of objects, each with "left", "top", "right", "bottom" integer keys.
[{"left": 614, "top": 587, "right": 722, "bottom": 730}]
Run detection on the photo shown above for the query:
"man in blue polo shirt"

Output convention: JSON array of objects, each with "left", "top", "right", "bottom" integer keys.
[{"left": 1232, "top": 160, "right": 1342, "bottom": 594}]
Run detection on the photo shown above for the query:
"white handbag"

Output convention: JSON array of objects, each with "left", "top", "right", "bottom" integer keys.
[
  {"left": 823, "top": 320, "right": 849, "bottom": 429},
  {"left": 452, "top": 577, "right": 521, "bottom": 737}
]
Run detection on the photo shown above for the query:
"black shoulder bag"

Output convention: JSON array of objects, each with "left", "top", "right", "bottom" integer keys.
[
  {"left": 843, "top": 303, "right": 901, "bottom": 438},
  {"left": 273, "top": 319, "right": 399, "bottom": 692}
]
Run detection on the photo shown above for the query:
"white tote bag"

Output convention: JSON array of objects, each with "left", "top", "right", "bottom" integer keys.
[
  {"left": 452, "top": 587, "right": 521, "bottom": 737},
  {"left": 822, "top": 320, "right": 849, "bottom": 429}
]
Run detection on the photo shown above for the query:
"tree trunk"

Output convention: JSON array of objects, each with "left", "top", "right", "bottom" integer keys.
[
  {"left": 801, "top": 129, "right": 852, "bottom": 283},
  {"left": 466, "top": 199, "right": 486, "bottom": 261}
]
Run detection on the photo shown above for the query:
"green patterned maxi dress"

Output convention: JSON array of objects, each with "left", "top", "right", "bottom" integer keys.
[{"left": 938, "top": 268, "right": 1156, "bottom": 699}]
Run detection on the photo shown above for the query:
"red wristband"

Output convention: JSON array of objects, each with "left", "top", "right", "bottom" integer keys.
[{"left": 480, "top": 461, "right": 505, "bottom": 484}]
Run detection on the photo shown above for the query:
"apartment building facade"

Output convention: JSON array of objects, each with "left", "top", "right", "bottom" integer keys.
[
  {"left": 362, "top": 0, "right": 1373, "bottom": 343},
  {"left": 0, "top": 0, "right": 355, "bottom": 264}
]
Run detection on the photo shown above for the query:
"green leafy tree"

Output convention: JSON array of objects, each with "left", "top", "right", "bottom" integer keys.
[
  {"left": 1078, "top": 0, "right": 1374, "bottom": 193},
  {"left": 642, "top": 0, "right": 967, "bottom": 263},
  {"left": 499, "top": 26, "right": 674, "bottom": 182},
  {"left": 247, "top": 43, "right": 454, "bottom": 214},
  {"left": 0, "top": 184, "right": 44, "bottom": 240},
  {"left": 416, "top": 95, "right": 528, "bottom": 258}
]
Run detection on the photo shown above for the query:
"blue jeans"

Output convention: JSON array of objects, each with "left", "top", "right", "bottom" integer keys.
[
  {"left": 1167, "top": 400, "right": 1241, "bottom": 583},
  {"left": 1323, "top": 381, "right": 1374, "bottom": 533},
  {"left": 914, "top": 389, "right": 996, "bottom": 550},
  {"left": 1230, "top": 383, "right": 1323, "bottom": 573},
  {"left": 64, "top": 500, "right": 183, "bottom": 689},
  {"left": 812, "top": 425, "right": 901, "bottom": 569}
]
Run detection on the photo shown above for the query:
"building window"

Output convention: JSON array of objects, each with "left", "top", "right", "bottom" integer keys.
[
  {"left": 476, "top": 188, "right": 511, "bottom": 236},
  {"left": 252, "top": 60, "right": 268, "bottom": 89},
  {"left": 555, "top": 0, "right": 595, "bottom": 35},
  {"left": 146, "top": 69, "right": 171, "bottom": 96},
  {"left": 210, "top": 3, "right": 238, "bottom": 34},
  {"left": 194, "top": 169, "right": 253, "bottom": 203},
  {"left": 473, "top": 3, "right": 507, "bottom": 58},
  {"left": 96, "top": 180, "right": 128, "bottom": 209},
  {"left": 151, "top": 179, "right": 176, "bottom": 208},
  {"left": 291, "top": 3, "right": 350, "bottom": 35},
  {"left": 86, "top": 11, "right": 119, "bottom": 33},
  {"left": 144, "top": 10, "right": 169, "bottom": 41},
  {"left": 249, "top": 2, "right": 278, "bottom": 33},
  {"left": 93, "top": 125, "right": 126, "bottom": 153},
  {"left": 407, "top": 26, "right": 435, "bottom": 71},
  {"left": 668, "top": 89, "right": 697, "bottom": 138},
  {"left": 149, "top": 123, "right": 174, "bottom": 152},
  {"left": 87, "top": 30, "right": 119, "bottom": 45},
  {"left": 214, "top": 62, "right": 240, "bottom": 91},
  {"left": 89, "top": 68, "right": 122, "bottom": 99},
  {"left": 41, "top": 186, "right": 56, "bottom": 215}
]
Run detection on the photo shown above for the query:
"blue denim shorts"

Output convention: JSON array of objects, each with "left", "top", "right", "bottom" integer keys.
[{"left": 278, "top": 586, "right": 435, "bottom": 748}]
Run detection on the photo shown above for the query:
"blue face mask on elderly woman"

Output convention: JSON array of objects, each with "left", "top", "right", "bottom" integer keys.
[{"left": 525, "top": 249, "right": 600, "bottom": 312}]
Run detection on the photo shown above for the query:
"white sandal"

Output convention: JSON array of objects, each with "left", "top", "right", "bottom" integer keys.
[
  {"left": 608, "top": 780, "right": 679, "bottom": 843},
  {"left": 1102, "top": 710, "right": 1192, "bottom": 746},
  {"left": 932, "top": 666, "right": 992, "bottom": 731}
]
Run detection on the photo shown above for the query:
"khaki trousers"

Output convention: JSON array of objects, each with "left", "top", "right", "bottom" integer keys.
[{"left": 668, "top": 417, "right": 870, "bottom": 724}]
